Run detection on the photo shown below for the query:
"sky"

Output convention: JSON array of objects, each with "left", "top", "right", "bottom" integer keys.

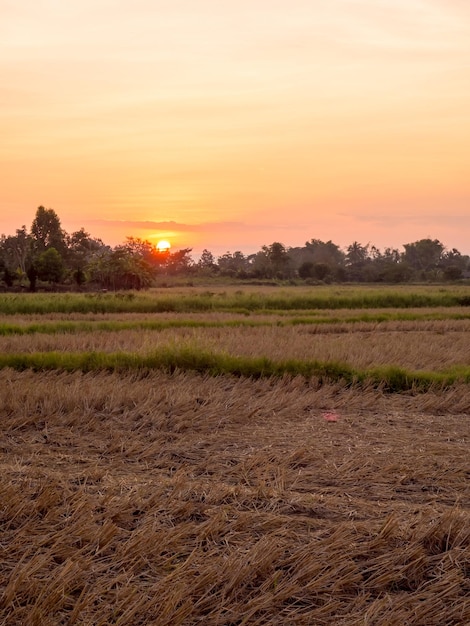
[{"left": 1, "top": 0, "right": 469, "bottom": 257}]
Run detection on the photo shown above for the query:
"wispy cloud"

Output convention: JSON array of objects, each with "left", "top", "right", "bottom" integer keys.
[
  {"left": 350, "top": 213, "right": 470, "bottom": 228},
  {"left": 87, "top": 219, "right": 259, "bottom": 233}
]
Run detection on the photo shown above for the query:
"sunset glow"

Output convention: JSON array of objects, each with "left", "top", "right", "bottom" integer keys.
[
  {"left": 1, "top": 1, "right": 469, "bottom": 255},
  {"left": 156, "top": 240, "right": 171, "bottom": 253}
]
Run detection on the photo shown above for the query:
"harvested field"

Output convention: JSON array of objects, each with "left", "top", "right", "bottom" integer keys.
[
  {"left": 1, "top": 317, "right": 470, "bottom": 373},
  {"left": 0, "top": 370, "right": 469, "bottom": 625},
  {"left": 0, "top": 310, "right": 470, "bottom": 373},
  {"left": 0, "top": 287, "right": 469, "bottom": 624},
  {"left": 1, "top": 305, "right": 469, "bottom": 325}
]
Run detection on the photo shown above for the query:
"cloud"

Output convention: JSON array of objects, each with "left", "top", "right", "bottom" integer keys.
[
  {"left": 87, "top": 218, "right": 310, "bottom": 234},
  {"left": 349, "top": 213, "right": 470, "bottom": 228},
  {"left": 87, "top": 219, "right": 257, "bottom": 233}
]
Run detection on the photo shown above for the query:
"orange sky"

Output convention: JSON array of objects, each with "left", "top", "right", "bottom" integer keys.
[{"left": 1, "top": 0, "right": 469, "bottom": 256}]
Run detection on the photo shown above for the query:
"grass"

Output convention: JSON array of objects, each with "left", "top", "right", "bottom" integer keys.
[
  {"left": 1, "top": 284, "right": 470, "bottom": 315},
  {"left": 1, "top": 348, "right": 470, "bottom": 391},
  {"left": 1, "top": 308, "right": 470, "bottom": 336}
]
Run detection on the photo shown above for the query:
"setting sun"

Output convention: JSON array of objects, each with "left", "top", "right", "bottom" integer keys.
[{"left": 156, "top": 240, "right": 171, "bottom": 253}]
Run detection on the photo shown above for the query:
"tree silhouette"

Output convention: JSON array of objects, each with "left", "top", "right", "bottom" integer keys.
[
  {"left": 36, "top": 248, "right": 65, "bottom": 284},
  {"left": 31, "top": 206, "right": 67, "bottom": 255}
]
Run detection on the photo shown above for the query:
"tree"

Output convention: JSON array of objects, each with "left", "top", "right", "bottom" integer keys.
[
  {"left": 289, "top": 239, "right": 345, "bottom": 280},
  {"left": 345, "top": 242, "right": 370, "bottom": 281},
  {"left": 121, "top": 237, "right": 157, "bottom": 263},
  {"left": 298, "top": 261, "right": 330, "bottom": 281},
  {"left": 346, "top": 241, "right": 369, "bottom": 266},
  {"left": 443, "top": 265, "right": 463, "bottom": 281},
  {"left": 298, "top": 261, "right": 315, "bottom": 279},
  {"left": 249, "top": 249, "right": 271, "bottom": 278},
  {"left": 31, "top": 206, "right": 67, "bottom": 255},
  {"left": 87, "top": 246, "right": 154, "bottom": 290},
  {"left": 262, "top": 241, "right": 290, "bottom": 278},
  {"left": 440, "top": 248, "right": 468, "bottom": 275},
  {"left": 86, "top": 248, "right": 113, "bottom": 287},
  {"left": 68, "top": 228, "right": 105, "bottom": 260},
  {"left": 165, "top": 249, "right": 194, "bottom": 275},
  {"left": 312, "top": 262, "right": 330, "bottom": 281},
  {"left": 36, "top": 247, "right": 65, "bottom": 284},
  {"left": 67, "top": 228, "right": 107, "bottom": 286},
  {"left": 217, "top": 251, "right": 249, "bottom": 277},
  {"left": 368, "top": 247, "right": 410, "bottom": 283},
  {"left": 111, "top": 246, "right": 155, "bottom": 289},
  {"left": 26, "top": 265, "right": 38, "bottom": 292},
  {"left": 3, "top": 266, "right": 15, "bottom": 287},
  {"left": 197, "top": 249, "right": 218, "bottom": 275},
  {"left": 73, "top": 267, "right": 87, "bottom": 287},
  {"left": 0, "top": 226, "right": 32, "bottom": 278},
  {"left": 304, "top": 239, "right": 345, "bottom": 266},
  {"left": 403, "top": 239, "right": 444, "bottom": 277}
]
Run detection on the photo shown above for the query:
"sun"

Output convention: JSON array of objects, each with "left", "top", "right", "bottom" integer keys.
[{"left": 156, "top": 240, "right": 171, "bottom": 253}]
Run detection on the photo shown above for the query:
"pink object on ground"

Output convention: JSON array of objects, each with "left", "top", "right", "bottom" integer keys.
[{"left": 322, "top": 411, "right": 339, "bottom": 422}]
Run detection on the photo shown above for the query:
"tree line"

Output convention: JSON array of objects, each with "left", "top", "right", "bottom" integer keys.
[{"left": 1, "top": 206, "right": 469, "bottom": 290}]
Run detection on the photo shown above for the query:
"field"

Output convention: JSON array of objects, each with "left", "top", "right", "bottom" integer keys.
[{"left": 0, "top": 285, "right": 469, "bottom": 625}]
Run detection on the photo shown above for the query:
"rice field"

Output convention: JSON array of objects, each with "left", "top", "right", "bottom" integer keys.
[
  {"left": 1, "top": 319, "right": 470, "bottom": 370},
  {"left": 1, "top": 283, "right": 470, "bottom": 315},
  {"left": 0, "top": 286, "right": 469, "bottom": 624}
]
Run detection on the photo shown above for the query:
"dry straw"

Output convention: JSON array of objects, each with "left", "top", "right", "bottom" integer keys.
[
  {"left": 1, "top": 289, "right": 469, "bottom": 623},
  {"left": 0, "top": 369, "right": 468, "bottom": 624}
]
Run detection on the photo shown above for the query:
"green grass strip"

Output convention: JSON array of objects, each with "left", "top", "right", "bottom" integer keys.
[
  {"left": 1, "top": 310, "right": 470, "bottom": 336},
  {"left": 1, "top": 349, "right": 469, "bottom": 392},
  {"left": 0, "top": 320, "right": 257, "bottom": 335},
  {"left": 1, "top": 290, "right": 470, "bottom": 315}
]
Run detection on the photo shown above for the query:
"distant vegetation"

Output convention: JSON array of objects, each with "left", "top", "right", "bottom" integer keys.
[
  {"left": 1, "top": 284, "right": 470, "bottom": 315},
  {"left": 1, "top": 205, "right": 469, "bottom": 291}
]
